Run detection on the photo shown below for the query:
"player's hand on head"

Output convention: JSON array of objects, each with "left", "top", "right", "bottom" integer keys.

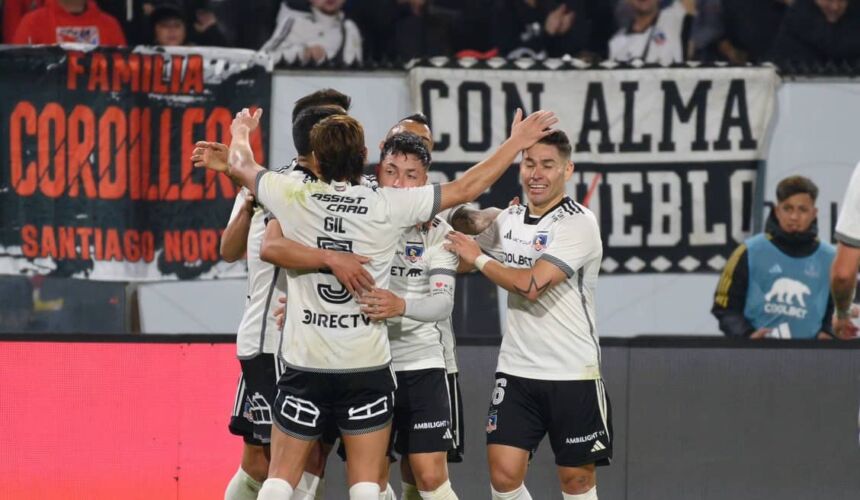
[
  {"left": 509, "top": 108, "right": 558, "bottom": 150},
  {"left": 358, "top": 288, "right": 406, "bottom": 320},
  {"left": 231, "top": 107, "right": 263, "bottom": 136},
  {"left": 444, "top": 231, "right": 482, "bottom": 266},
  {"left": 274, "top": 295, "right": 286, "bottom": 330},
  {"left": 325, "top": 251, "right": 374, "bottom": 297},
  {"left": 191, "top": 141, "right": 229, "bottom": 172}
]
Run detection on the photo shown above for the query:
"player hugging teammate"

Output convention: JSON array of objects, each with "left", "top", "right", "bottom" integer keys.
[{"left": 194, "top": 89, "right": 611, "bottom": 499}]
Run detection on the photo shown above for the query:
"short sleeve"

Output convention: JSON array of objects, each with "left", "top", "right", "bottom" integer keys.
[
  {"left": 835, "top": 162, "right": 860, "bottom": 247},
  {"left": 475, "top": 217, "right": 503, "bottom": 262},
  {"left": 255, "top": 170, "right": 303, "bottom": 223},
  {"left": 381, "top": 184, "right": 441, "bottom": 228},
  {"left": 539, "top": 215, "right": 602, "bottom": 279}
]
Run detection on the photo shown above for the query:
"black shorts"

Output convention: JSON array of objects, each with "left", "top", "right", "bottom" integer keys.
[
  {"left": 391, "top": 368, "right": 455, "bottom": 456},
  {"left": 228, "top": 354, "right": 281, "bottom": 446},
  {"left": 273, "top": 366, "right": 396, "bottom": 441},
  {"left": 485, "top": 373, "right": 613, "bottom": 468},
  {"left": 447, "top": 372, "right": 465, "bottom": 463}
]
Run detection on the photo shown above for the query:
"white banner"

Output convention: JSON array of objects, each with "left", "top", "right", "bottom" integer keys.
[{"left": 410, "top": 64, "right": 780, "bottom": 274}]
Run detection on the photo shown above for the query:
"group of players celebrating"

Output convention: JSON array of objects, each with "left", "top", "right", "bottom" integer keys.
[{"left": 190, "top": 88, "right": 612, "bottom": 500}]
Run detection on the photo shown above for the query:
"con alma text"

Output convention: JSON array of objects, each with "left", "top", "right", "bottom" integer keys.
[{"left": 420, "top": 78, "right": 759, "bottom": 154}]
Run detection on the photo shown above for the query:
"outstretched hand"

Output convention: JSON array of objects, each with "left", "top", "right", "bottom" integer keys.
[
  {"left": 191, "top": 141, "right": 229, "bottom": 172},
  {"left": 231, "top": 107, "right": 263, "bottom": 137}
]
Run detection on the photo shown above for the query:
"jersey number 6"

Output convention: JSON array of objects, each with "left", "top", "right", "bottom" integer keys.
[{"left": 492, "top": 378, "right": 508, "bottom": 405}]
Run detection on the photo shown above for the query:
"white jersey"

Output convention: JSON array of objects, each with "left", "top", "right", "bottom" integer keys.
[
  {"left": 835, "top": 161, "right": 860, "bottom": 247},
  {"left": 477, "top": 197, "right": 603, "bottom": 381},
  {"left": 256, "top": 170, "right": 440, "bottom": 372},
  {"left": 231, "top": 188, "right": 287, "bottom": 358},
  {"left": 387, "top": 217, "right": 458, "bottom": 372},
  {"left": 609, "top": 1, "right": 687, "bottom": 65},
  {"left": 432, "top": 204, "right": 468, "bottom": 373}
]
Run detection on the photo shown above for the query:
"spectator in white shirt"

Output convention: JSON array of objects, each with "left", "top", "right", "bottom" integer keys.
[
  {"left": 609, "top": 0, "right": 697, "bottom": 65},
  {"left": 262, "top": 0, "right": 362, "bottom": 64}
]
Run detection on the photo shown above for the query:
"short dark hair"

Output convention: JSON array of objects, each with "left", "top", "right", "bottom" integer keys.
[
  {"left": 310, "top": 115, "right": 367, "bottom": 184},
  {"left": 292, "top": 89, "right": 351, "bottom": 123},
  {"left": 293, "top": 105, "right": 345, "bottom": 156},
  {"left": 379, "top": 132, "right": 431, "bottom": 169},
  {"left": 776, "top": 176, "right": 818, "bottom": 202},
  {"left": 400, "top": 113, "right": 429, "bottom": 126},
  {"left": 536, "top": 130, "right": 572, "bottom": 160}
]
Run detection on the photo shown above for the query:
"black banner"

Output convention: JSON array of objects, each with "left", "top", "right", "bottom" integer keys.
[{"left": 0, "top": 46, "right": 271, "bottom": 280}]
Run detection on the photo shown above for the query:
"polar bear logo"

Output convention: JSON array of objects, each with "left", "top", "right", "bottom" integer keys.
[{"left": 764, "top": 278, "right": 811, "bottom": 307}]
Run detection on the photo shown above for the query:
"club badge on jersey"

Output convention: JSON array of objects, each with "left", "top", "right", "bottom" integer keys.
[
  {"left": 533, "top": 232, "right": 549, "bottom": 252},
  {"left": 405, "top": 243, "right": 425, "bottom": 263}
]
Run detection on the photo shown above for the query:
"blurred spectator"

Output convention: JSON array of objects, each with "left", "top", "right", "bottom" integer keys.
[
  {"left": 148, "top": 1, "right": 227, "bottom": 46},
  {"left": 96, "top": 0, "right": 149, "bottom": 45},
  {"left": 717, "top": 0, "right": 789, "bottom": 64},
  {"left": 391, "top": 0, "right": 460, "bottom": 59},
  {"left": 262, "top": 0, "right": 363, "bottom": 64},
  {"left": 490, "top": 0, "right": 592, "bottom": 59},
  {"left": 617, "top": 0, "right": 722, "bottom": 60},
  {"left": 771, "top": 0, "right": 860, "bottom": 66},
  {"left": 712, "top": 176, "right": 836, "bottom": 340},
  {"left": 3, "top": 0, "right": 46, "bottom": 44},
  {"left": 211, "top": 0, "right": 281, "bottom": 49},
  {"left": 12, "top": 0, "right": 127, "bottom": 45},
  {"left": 609, "top": 0, "right": 698, "bottom": 64}
]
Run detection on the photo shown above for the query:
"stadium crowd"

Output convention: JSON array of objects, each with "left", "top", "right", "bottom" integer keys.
[{"left": 3, "top": 0, "right": 860, "bottom": 66}]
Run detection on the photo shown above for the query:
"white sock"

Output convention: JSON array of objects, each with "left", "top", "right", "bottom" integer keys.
[
  {"left": 563, "top": 486, "right": 597, "bottom": 500},
  {"left": 379, "top": 483, "right": 396, "bottom": 500},
  {"left": 418, "top": 480, "right": 458, "bottom": 499},
  {"left": 258, "top": 478, "right": 293, "bottom": 500},
  {"left": 491, "top": 483, "right": 533, "bottom": 500},
  {"left": 350, "top": 482, "right": 381, "bottom": 500},
  {"left": 225, "top": 467, "right": 262, "bottom": 500},
  {"left": 292, "top": 472, "right": 323, "bottom": 500},
  {"left": 401, "top": 482, "right": 421, "bottom": 500}
]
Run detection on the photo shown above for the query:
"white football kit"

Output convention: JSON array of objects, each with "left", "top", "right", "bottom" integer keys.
[
  {"left": 476, "top": 197, "right": 604, "bottom": 381},
  {"left": 255, "top": 170, "right": 441, "bottom": 372},
  {"left": 386, "top": 217, "right": 458, "bottom": 372}
]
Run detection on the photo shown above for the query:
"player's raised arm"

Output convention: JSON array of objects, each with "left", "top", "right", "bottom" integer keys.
[
  {"left": 192, "top": 141, "right": 255, "bottom": 262},
  {"left": 193, "top": 108, "right": 266, "bottom": 194},
  {"left": 437, "top": 109, "right": 557, "bottom": 211}
]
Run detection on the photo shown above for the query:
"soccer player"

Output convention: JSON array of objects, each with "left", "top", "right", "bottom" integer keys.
[
  {"left": 197, "top": 107, "right": 556, "bottom": 500},
  {"left": 357, "top": 132, "right": 460, "bottom": 499},
  {"left": 831, "top": 160, "right": 860, "bottom": 340},
  {"left": 444, "top": 131, "right": 612, "bottom": 500},
  {"left": 379, "top": 113, "right": 499, "bottom": 467},
  {"left": 193, "top": 90, "right": 359, "bottom": 500}
]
